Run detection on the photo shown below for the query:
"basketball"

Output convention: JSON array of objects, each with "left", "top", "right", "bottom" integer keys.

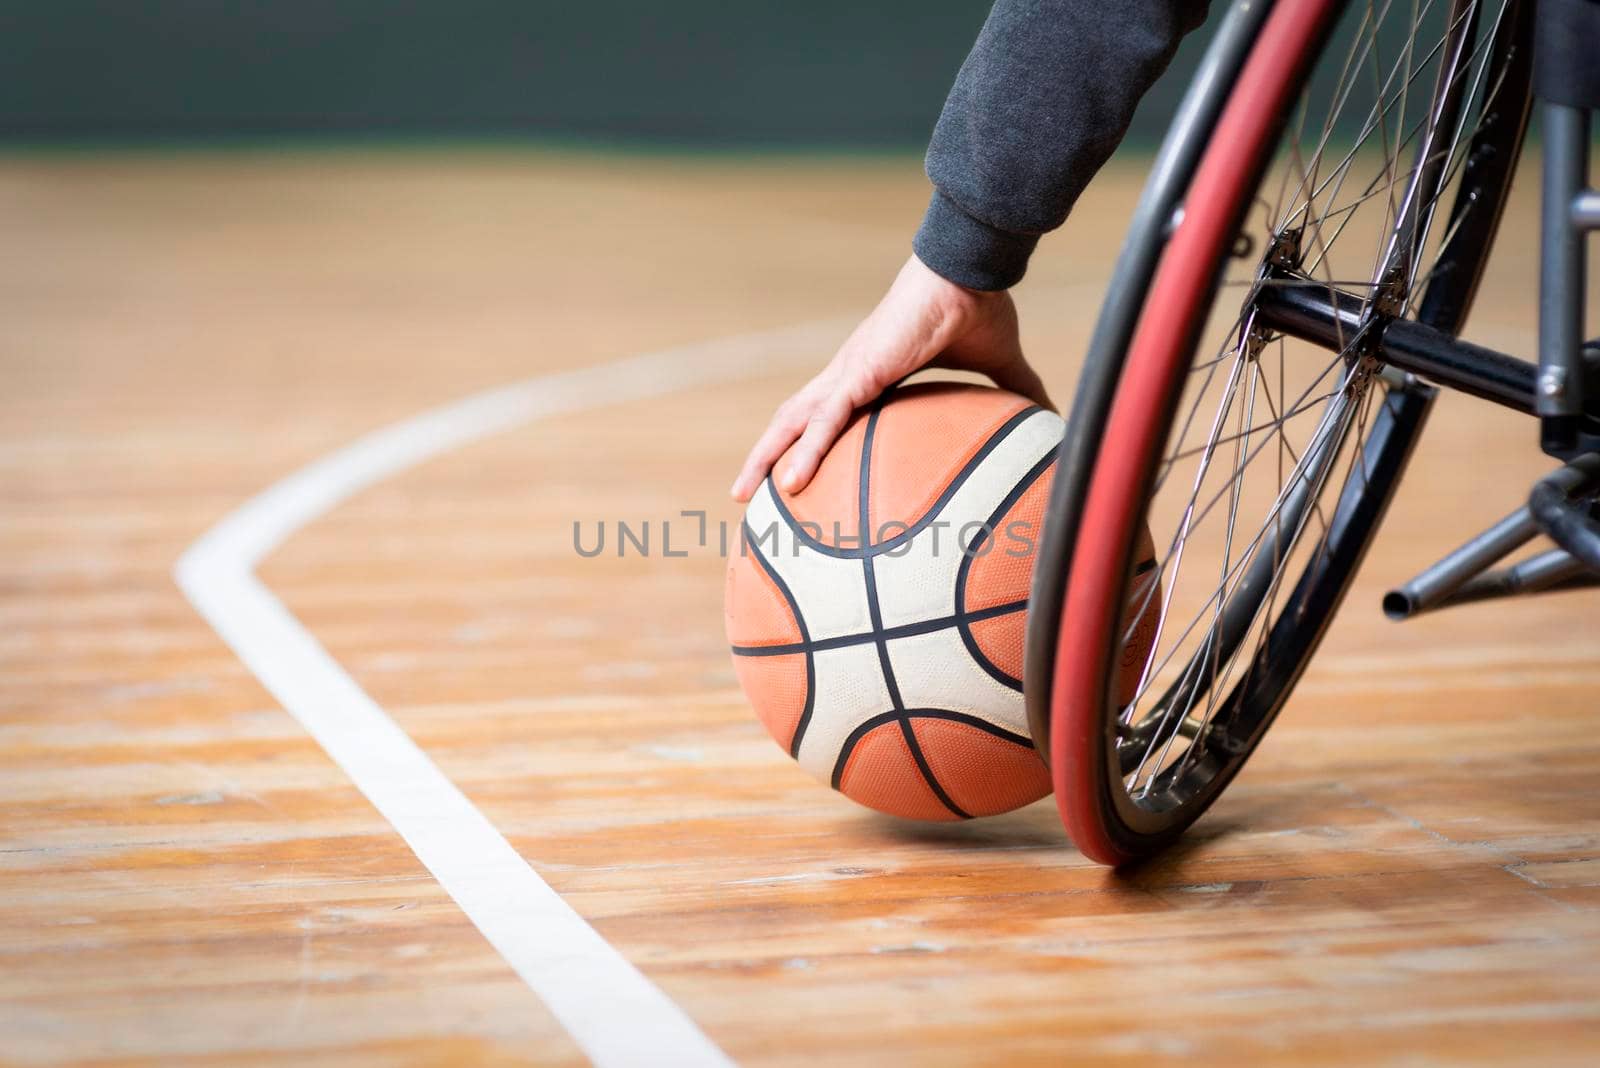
[{"left": 726, "top": 382, "right": 1160, "bottom": 820}]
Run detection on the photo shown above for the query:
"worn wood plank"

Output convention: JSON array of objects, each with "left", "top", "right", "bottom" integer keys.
[{"left": 1, "top": 149, "right": 1597, "bottom": 1065}]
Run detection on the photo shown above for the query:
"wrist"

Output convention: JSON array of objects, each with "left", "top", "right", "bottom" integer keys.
[{"left": 913, "top": 190, "right": 1039, "bottom": 291}]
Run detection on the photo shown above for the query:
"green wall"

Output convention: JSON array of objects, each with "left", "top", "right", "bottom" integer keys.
[{"left": 0, "top": 2, "right": 1215, "bottom": 148}]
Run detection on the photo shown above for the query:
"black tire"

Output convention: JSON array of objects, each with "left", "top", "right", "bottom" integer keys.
[{"left": 1026, "top": 0, "right": 1534, "bottom": 864}]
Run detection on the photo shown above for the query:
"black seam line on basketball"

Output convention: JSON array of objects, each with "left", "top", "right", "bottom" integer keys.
[
  {"left": 910, "top": 707, "right": 1036, "bottom": 747},
  {"left": 728, "top": 598, "right": 1030, "bottom": 658},
  {"left": 740, "top": 521, "right": 816, "bottom": 759},
  {"left": 858, "top": 391, "right": 880, "bottom": 547},
  {"left": 832, "top": 709, "right": 1030, "bottom": 818},
  {"left": 762, "top": 404, "right": 1046, "bottom": 560},
  {"left": 955, "top": 627, "right": 1024, "bottom": 693},
  {"left": 832, "top": 703, "right": 1030, "bottom": 789},
  {"left": 898, "top": 715, "right": 971, "bottom": 819},
  {"left": 863, "top": 556, "right": 906, "bottom": 709},
  {"left": 828, "top": 708, "right": 1035, "bottom": 793},
  {"left": 858, "top": 402, "right": 907, "bottom": 715},
  {"left": 950, "top": 448, "right": 1058, "bottom": 694}
]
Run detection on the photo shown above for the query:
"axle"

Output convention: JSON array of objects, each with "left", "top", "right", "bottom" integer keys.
[{"left": 1253, "top": 281, "right": 1538, "bottom": 414}]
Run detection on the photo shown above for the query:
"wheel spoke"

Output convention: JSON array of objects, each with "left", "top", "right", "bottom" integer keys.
[
  {"left": 1123, "top": 354, "right": 1365, "bottom": 718},
  {"left": 1096, "top": 0, "right": 1515, "bottom": 832}
]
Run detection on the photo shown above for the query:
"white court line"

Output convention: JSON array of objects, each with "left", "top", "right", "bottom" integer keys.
[{"left": 175, "top": 319, "right": 847, "bottom": 1067}]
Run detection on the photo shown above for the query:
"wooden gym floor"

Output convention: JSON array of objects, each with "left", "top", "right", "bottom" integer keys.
[{"left": 3, "top": 147, "right": 1598, "bottom": 1066}]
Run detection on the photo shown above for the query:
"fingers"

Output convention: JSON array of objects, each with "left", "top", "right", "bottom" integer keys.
[
  {"left": 730, "top": 340, "right": 1051, "bottom": 504},
  {"left": 728, "top": 382, "right": 856, "bottom": 502},
  {"left": 774, "top": 392, "right": 854, "bottom": 496},
  {"left": 730, "top": 255, "right": 995, "bottom": 503},
  {"left": 730, "top": 396, "right": 810, "bottom": 502}
]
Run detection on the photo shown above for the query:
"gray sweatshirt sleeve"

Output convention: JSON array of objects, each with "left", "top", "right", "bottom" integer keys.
[{"left": 913, "top": 0, "right": 1210, "bottom": 291}]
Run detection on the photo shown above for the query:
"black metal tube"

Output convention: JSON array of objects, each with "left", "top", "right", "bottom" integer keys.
[
  {"left": 1254, "top": 283, "right": 1538, "bottom": 414},
  {"left": 1539, "top": 103, "right": 1589, "bottom": 421},
  {"left": 1380, "top": 318, "right": 1540, "bottom": 415},
  {"left": 1251, "top": 281, "right": 1367, "bottom": 349},
  {"left": 1440, "top": 548, "right": 1594, "bottom": 609},
  {"left": 1382, "top": 505, "right": 1539, "bottom": 619},
  {"left": 1529, "top": 454, "right": 1600, "bottom": 570}
]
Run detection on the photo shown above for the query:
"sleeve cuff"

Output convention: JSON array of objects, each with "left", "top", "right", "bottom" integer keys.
[{"left": 912, "top": 189, "right": 1040, "bottom": 291}]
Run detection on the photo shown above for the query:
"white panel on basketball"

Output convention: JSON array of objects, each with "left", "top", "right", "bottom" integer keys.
[
  {"left": 885, "top": 627, "right": 1030, "bottom": 735},
  {"left": 743, "top": 481, "right": 874, "bottom": 641},
  {"left": 870, "top": 409, "right": 1063, "bottom": 630},
  {"left": 794, "top": 642, "right": 896, "bottom": 779}
]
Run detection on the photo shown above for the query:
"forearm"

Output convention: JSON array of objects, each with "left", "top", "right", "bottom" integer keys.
[{"left": 914, "top": 0, "right": 1210, "bottom": 290}]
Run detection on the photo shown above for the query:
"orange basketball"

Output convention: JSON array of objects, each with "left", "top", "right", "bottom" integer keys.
[{"left": 726, "top": 382, "right": 1159, "bottom": 821}]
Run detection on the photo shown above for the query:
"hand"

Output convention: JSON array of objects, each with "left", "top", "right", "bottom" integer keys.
[{"left": 730, "top": 254, "right": 1053, "bottom": 502}]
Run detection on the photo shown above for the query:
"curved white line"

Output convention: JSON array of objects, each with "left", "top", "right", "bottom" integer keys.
[{"left": 175, "top": 319, "right": 847, "bottom": 1067}]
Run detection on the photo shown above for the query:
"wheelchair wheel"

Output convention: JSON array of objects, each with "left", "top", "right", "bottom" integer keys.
[{"left": 1034, "top": 0, "right": 1533, "bottom": 864}]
